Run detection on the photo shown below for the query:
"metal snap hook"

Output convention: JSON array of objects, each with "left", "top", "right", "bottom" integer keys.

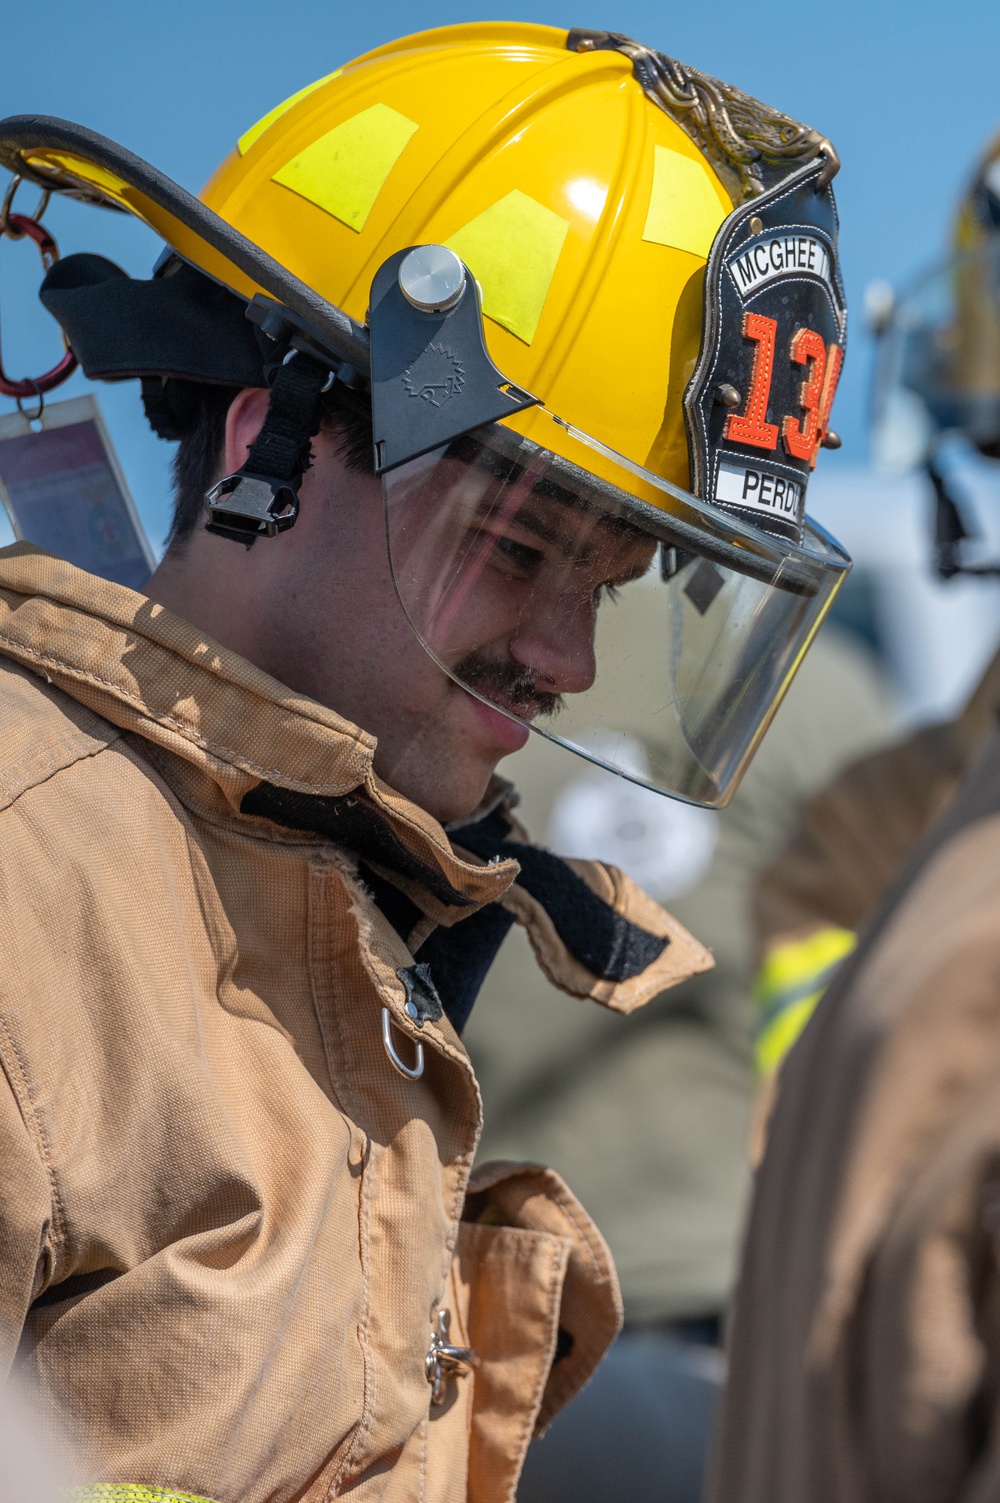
[
  {"left": 1, "top": 175, "right": 51, "bottom": 241},
  {"left": 0, "top": 206, "right": 77, "bottom": 399},
  {"left": 281, "top": 346, "right": 336, "bottom": 391},
  {"left": 381, "top": 1006, "right": 425, "bottom": 1080}
]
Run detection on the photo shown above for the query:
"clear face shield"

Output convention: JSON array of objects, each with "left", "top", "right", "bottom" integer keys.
[
  {"left": 872, "top": 234, "right": 1000, "bottom": 577},
  {"left": 370, "top": 160, "right": 851, "bottom": 808},
  {"left": 382, "top": 407, "right": 848, "bottom": 807}
]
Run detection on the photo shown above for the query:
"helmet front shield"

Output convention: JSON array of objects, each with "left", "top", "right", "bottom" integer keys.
[{"left": 382, "top": 407, "right": 849, "bottom": 808}]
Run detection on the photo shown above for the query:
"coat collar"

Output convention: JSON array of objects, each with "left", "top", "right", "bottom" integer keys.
[{"left": 0, "top": 543, "right": 518, "bottom": 914}]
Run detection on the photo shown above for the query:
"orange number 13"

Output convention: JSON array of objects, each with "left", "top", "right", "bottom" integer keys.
[{"left": 725, "top": 312, "right": 842, "bottom": 470}]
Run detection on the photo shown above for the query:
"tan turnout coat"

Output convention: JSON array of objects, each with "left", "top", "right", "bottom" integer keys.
[
  {"left": 710, "top": 719, "right": 1000, "bottom": 1502},
  {"left": 0, "top": 544, "right": 710, "bottom": 1503},
  {"left": 754, "top": 645, "right": 1000, "bottom": 957}
]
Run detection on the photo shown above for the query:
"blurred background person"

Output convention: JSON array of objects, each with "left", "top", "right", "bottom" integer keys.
[
  {"left": 753, "top": 130, "right": 1000, "bottom": 1115},
  {"left": 709, "top": 129, "right": 1000, "bottom": 1503}
]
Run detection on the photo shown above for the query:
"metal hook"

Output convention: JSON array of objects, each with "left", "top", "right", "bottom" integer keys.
[
  {"left": 425, "top": 1308, "right": 481, "bottom": 1405},
  {"left": 381, "top": 1007, "right": 425, "bottom": 1081},
  {"left": 1, "top": 175, "right": 51, "bottom": 241},
  {"left": 0, "top": 210, "right": 77, "bottom": 399}
]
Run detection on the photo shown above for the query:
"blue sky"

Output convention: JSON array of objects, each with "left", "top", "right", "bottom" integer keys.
[{"left": 1, "top": 0, "right": 997, "bottom": 548}]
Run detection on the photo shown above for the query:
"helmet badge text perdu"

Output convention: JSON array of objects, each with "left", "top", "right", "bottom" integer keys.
[{"left": 0, "top": 23, "right": 852, "bottom": 805}]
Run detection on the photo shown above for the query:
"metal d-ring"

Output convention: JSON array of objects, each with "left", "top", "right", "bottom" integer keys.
[
  {"left": 381, "top": 1007, "right": 425, "bottom": 1080},
  {"left": 1, "top": 175, "right": 51, "bottom": 240},
  {"left": 281, "top": 346, "right": 336, "bottom": 392}
]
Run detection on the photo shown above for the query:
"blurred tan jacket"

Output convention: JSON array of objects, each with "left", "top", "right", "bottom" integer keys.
[
  {"left": 0, "top": 544, "right": 710, "bottom": 1503},
  {"left": 709, "top": 721, "right": 1000, "bottom": 1503},
  {"left": 755, "top": 647, "right": 1000, "bottom": 956},
  {"left": 750, "top": 649, "right": 1000, "bottom": 1090}
]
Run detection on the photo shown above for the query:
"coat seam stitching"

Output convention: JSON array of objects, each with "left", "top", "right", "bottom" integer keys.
[
  {"left": 308, "top": 862, "right": 376, "bottom": 1495},
  {"left": 0, "top": 608, "right": 375, "bottom": 744},
  {"left": 513, "top": 1238, "right": 570, "bottom": 1490},
  {"left": 0, "top": 733, "right": 119, "bottom": 813},
  {"left": 0, "top": 1014, "right": 66, "bottom": 1265}
]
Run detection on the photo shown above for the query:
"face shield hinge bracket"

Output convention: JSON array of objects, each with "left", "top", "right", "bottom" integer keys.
[{"left": 368, "top": 246, "right": 540, "bottom": 475}]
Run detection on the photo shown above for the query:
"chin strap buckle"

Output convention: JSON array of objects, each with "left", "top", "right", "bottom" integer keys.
[
  {"left": 204, "top": 348, "right": 332, "bottom": 544},
  {"left": 204, "top": 472, "right": 300, "bottom": 541}
]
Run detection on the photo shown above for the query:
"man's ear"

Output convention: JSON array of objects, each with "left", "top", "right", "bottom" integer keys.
[{"left": 224, "top": 387, "right": 271, "bottom": 477}]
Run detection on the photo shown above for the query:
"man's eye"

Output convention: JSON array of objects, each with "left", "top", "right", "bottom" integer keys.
[
  {"left": 493, "top": 535, "right": 544, "bottom": 572},
  {"left": 597, "top": 581, "right": 621, "bottom": 604}
]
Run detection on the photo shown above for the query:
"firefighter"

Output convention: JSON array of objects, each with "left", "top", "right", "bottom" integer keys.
[
  {"left": 709, "top": 130, "right": 1000, "bottom": 1502},
  {"left": 0, "top": 24, "right": 848, "bottom": 1501},
  {"left": 752, "top": 130, "right": 1000, "bottom": 1089}
]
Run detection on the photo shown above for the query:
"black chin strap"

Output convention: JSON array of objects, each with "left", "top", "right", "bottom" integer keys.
[{"left": 204, "top": 351, "right": 331, "bottom": 544}]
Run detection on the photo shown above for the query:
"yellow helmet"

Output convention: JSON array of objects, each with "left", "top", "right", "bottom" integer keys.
[
  {"left": 875, "top": 128, "right": 1000, "bottom": 457},
  {"left": 949, "top": 132, "right": 1000, "bottom": 457},
  {"left": 0, "top": 23, "right": 851, "bottom": 804}
]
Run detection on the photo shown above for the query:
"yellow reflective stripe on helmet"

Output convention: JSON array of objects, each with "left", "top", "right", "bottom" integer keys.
[
  {"left": 238, "top": 69, "right": 344, "bottom": 156},
  {"left": 753, "top": 925, "right": 856, "bottom": 1076},
  {"left": 69, "top": 1488, "right": 220, "bottom": 1503},
  {"left": 445, "top": 190, "right": 570, "bottom": 345},
  {"left": 272, "top": 103, "right": 419, "bottom": 233},
  {"left": 642, "top": 145, "right": 730, "bottom": 257}
]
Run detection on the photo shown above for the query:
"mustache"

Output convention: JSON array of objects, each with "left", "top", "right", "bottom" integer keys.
[{"left": 454, "top": 651, "right": 564, "bottom": 721}]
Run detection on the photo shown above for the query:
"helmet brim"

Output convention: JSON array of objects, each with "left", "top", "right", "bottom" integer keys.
[{"left": 0, "top": 114, "right": 370, "bottom": 373}]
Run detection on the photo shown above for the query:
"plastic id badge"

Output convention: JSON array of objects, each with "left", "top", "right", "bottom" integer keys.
[{"left": 0, "top": 394, "right": 155, "bottom": 590}]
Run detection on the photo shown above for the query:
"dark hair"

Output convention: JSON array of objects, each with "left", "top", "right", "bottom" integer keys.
[{"left": 165, "top": 378, "right": 374, "bottom": 551}]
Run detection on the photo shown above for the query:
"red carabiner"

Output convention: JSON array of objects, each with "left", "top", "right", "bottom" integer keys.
[{"left": 0, "top": 211, "right": 78, "bottom": 400}]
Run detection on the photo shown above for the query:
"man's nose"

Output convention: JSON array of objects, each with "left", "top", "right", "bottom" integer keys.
[{"left": 509, "top": 589, "right": 597, "bottom": 696}]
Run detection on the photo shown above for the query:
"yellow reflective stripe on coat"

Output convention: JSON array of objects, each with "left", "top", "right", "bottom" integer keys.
[
  {"left": 70, "top": 1488, "right": 219, "bottom": 1503},
  {"left": 753, "top": 926, "right": 857, "bottom": 1076}
]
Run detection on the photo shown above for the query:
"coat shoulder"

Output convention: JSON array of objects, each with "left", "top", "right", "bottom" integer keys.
[{"left": 0, "top": 656, "right": 122, "bottom": 814}]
